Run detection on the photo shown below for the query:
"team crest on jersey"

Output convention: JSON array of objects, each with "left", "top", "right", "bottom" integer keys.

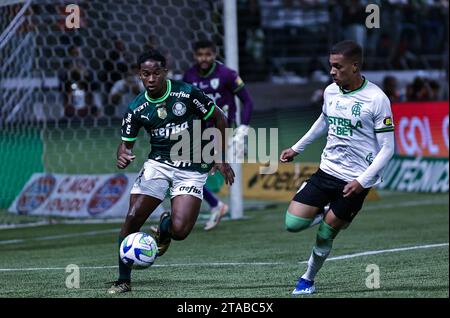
[
  {"left": 172, "top": 102, "right": 187, "bottom": 116},
  {"left": 157, "top": 107, "right": 167, "bottom": 119},
  {"left": 351, "top": 101, "right": 363, "bottom": 117},
  {"left": 383, "top": 116, "right": 393, "bottom": 126},
  {"left": 210, "top": 78, "right": 220, "bottom": 90}
]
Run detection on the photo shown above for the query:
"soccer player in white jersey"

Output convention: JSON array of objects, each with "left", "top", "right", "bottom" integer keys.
[{"left": 280, "top": 40, "right": 395, "bottom": 295}]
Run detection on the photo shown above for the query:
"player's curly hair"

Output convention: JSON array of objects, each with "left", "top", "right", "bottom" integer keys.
[{"left": 137, "top": 49, "right": 167, "bottom": 68}]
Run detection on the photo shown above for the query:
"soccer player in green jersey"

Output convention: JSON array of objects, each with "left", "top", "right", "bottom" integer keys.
[{"left": 108, "top": 49, "right": 234, "bottom": 294}]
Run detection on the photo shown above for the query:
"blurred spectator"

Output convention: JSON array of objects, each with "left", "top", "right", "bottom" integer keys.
[
  {"left": 59, "top": 45, "right": 98, "bottom": 118},
  {"left": 65, "top": 80, "right": 98, "bottom": 118},
  {"left": 327, "top": 0, "right": 343, "bottom": 45},
  {"left": 406, "top": 76, "right": 433, "bottom": 102},
  {"left": 107, "top": 65, "right": 144, "bottom": 118},
  {"left": 382, "top": 75, "right": 401, "bottom": 103},
  {"left": 102, "top": 37, "right": 130, "bottom": 93},
  {"left": 420, "top": 3, "right": 446, "bottom": 54},
  {"left": 429, "top": 80, "right": 441, "bottom": 101},
  {"left": 341, "top": 0, "right": 366, "bottom": 47},
  {"left": 238, "top": 0, "right": 266, "bottom": 80}
]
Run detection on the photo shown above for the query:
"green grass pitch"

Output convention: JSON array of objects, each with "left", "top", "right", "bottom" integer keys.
[{"left": 0, "top": 191, "right": 448, "bottom": 298}]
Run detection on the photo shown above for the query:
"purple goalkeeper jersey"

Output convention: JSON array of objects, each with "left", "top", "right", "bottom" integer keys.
[{"left": 183, "top": 62, "right": 248, "bottom": 125}]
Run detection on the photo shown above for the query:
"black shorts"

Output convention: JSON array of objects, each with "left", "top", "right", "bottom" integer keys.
[{"left": 293, "top": 169, "right": 370, "bottom": 222}]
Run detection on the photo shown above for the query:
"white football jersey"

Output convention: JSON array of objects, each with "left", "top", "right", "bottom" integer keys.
[{"left": 320, "top": 78, "right": 394, "bottom": 187}]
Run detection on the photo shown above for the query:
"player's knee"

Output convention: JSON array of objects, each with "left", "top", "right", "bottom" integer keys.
[
  {"left": 170, "top": 222, "right": 190, "bottom": 241},
  {"left": 317, "top": 220, "right": 339, "bottom": 241},
  {"left": 171, "top": 230, "right": 189, "bottom": 241},
  {"left": 314, "top": 220, "right": 339, "bottom": 255},
  {"left": 285, "top": 211, "right": 313, "bottom": 232}
]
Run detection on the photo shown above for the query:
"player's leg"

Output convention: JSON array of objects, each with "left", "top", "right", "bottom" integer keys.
[
  {"left": 149, "top": 194, "right": 202, "bottom": 258},
  {"left": 203, "top": 186, "right": 229, "bottom": 231},
  {"left": 294, "top": 209, "right": 344, "bottom": 295},
  {"left": 285, "top": 180, "right": 329, "bottom": 233},
  {"left": 109, "top": 160, "right": 169, "bottom": 294},
  {"left": 171, "top": 194, "right": 203, "bottom": 239},
  {"left": 288, "top": 170, "right": 337, "bottom": 295},
  {"left": 294, "top": 181, "right": 370, "bottom": 296},
  {"left": 108, "top": 194, "right": 162, "bottom": 294},
  {"left": 151, "top": 168, "right": 208, "bottom": 256}
]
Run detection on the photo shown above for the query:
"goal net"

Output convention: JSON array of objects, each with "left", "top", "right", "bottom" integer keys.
[{"left": 0, "top": 0, "right": 225, "bottom": 208}]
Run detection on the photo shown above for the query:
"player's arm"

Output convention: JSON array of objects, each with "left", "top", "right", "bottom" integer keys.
[
  {"left": 343, "top": 95, "right": 395, "bottom": 197},
  {"left": 209, "top": 106, "right": 235, "bottom": 186},
  {"left": 280, "top": 113, "right": 328, "bottom": 162},
  {"left": 343, "top": 132, "right": 394, "bottom": 197},
  {"left": 117, "top": 108, "right": 141, "bottom": 169},
  {"left": 116, "top": 141, "right": 136, "bottom": 169},
  {"left": 191, "top": 87, "right": 235, "bottom": 185},
  {"left": 230, "top": 72, "right": 253, "bottom": 134},
  {"left": 235, "top": 87, "right": 253, "bottom": 126}
]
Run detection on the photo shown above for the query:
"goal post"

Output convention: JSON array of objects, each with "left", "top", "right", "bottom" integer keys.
[{"left": 223, "top": 0, "right": 244, "bottom": 220}]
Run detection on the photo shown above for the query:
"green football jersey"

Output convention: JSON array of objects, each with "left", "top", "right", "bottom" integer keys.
[{"left": 121, "top": 79, "right": 217, "bottom": 173}]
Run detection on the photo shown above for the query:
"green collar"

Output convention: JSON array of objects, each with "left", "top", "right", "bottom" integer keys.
[
  {"left": 198, "top": 62, "right": 217, "bottom": 78},
  {"left": 339, "top": 77, "right": 368, "bottom": 95},
  {"left": 145, "top": 80, "right": 171, "bottom": 103}
]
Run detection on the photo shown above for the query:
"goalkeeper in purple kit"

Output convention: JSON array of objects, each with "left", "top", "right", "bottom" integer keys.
[{"left": 183, "top": 40, "right": 254, "bottom": 231}]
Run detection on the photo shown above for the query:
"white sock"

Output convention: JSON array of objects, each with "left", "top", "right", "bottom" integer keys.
[
  {"left": 301, "top": 248, "right": 330, "bottom": 282},
  {"left": 310, "top": 213, "right": 323, "bottom": 227}
]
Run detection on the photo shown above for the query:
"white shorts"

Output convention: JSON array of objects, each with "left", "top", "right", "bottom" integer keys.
[{"left": 130, "top": 159, "right": 208, "bottom": 201}]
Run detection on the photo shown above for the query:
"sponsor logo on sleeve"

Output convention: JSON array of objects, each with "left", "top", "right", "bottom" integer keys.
[
  {"left": 133, "top": 102, "right": 149, "bottom": 114},
  {"left": 193, "top": 99, "right": 208, "bottom": 114},
  {"left": 383, "top": 116, "right": 393, "bottom": 126}
]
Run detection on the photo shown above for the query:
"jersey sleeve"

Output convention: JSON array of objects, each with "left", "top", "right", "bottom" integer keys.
[
  {"left": 322, "top": 84, "right": 334, "bottom": 116},
  {"left": 373, "top": 93, "right": 394, "bottom": 134},
  {"left": 228, "top": 69, "right": 245, "bottom": 93},
  {"left": 190, "top": 86, "right": 216, "bottom": 120},
  {"left": 120, "top": 108, "right": 142, "bottom": 141},
  {"left": 322, "top": 94, "right": 327, "bottom": 116}
]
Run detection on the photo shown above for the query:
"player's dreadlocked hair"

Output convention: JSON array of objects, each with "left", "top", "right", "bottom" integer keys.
[
  {"left": 137, "top": 49, "right": 167, "bottom": 68},
  {"left": 330, "top": 40, "right": 363, "bottom": 67}
]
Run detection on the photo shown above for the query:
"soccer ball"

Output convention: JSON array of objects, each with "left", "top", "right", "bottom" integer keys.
[{"left": 119, "top": 232, "right": 158, "bottom": 269}]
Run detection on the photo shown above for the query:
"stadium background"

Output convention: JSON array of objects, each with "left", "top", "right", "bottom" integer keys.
[{"left": 0, "top": 0, "right": 448, "bottom": 298}]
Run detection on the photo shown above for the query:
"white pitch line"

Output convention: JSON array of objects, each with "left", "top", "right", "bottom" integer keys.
[
  {"left": 0, "top": 242, "right": 447, "bottom": 272},
  {"left": 2, "top": 197, "right": 447, "bottom": 242},
  {"left": 2, "top": 196, "right": 447, "bottom": 231},
  {"left": 299, "top": 242, "right": 449, "bottom": 263},
  {"left": 0, "top": 221, "right": 50, "bottom": 230}
]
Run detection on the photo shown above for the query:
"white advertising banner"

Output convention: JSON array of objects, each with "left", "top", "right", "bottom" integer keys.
[{"left": 8, "top": 173, "right": 139, "bottom": 218}]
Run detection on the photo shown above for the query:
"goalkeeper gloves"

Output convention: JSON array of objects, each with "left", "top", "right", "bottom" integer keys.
[{"left": 228, "top": 125, "right": 249, "bottom": 160}]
